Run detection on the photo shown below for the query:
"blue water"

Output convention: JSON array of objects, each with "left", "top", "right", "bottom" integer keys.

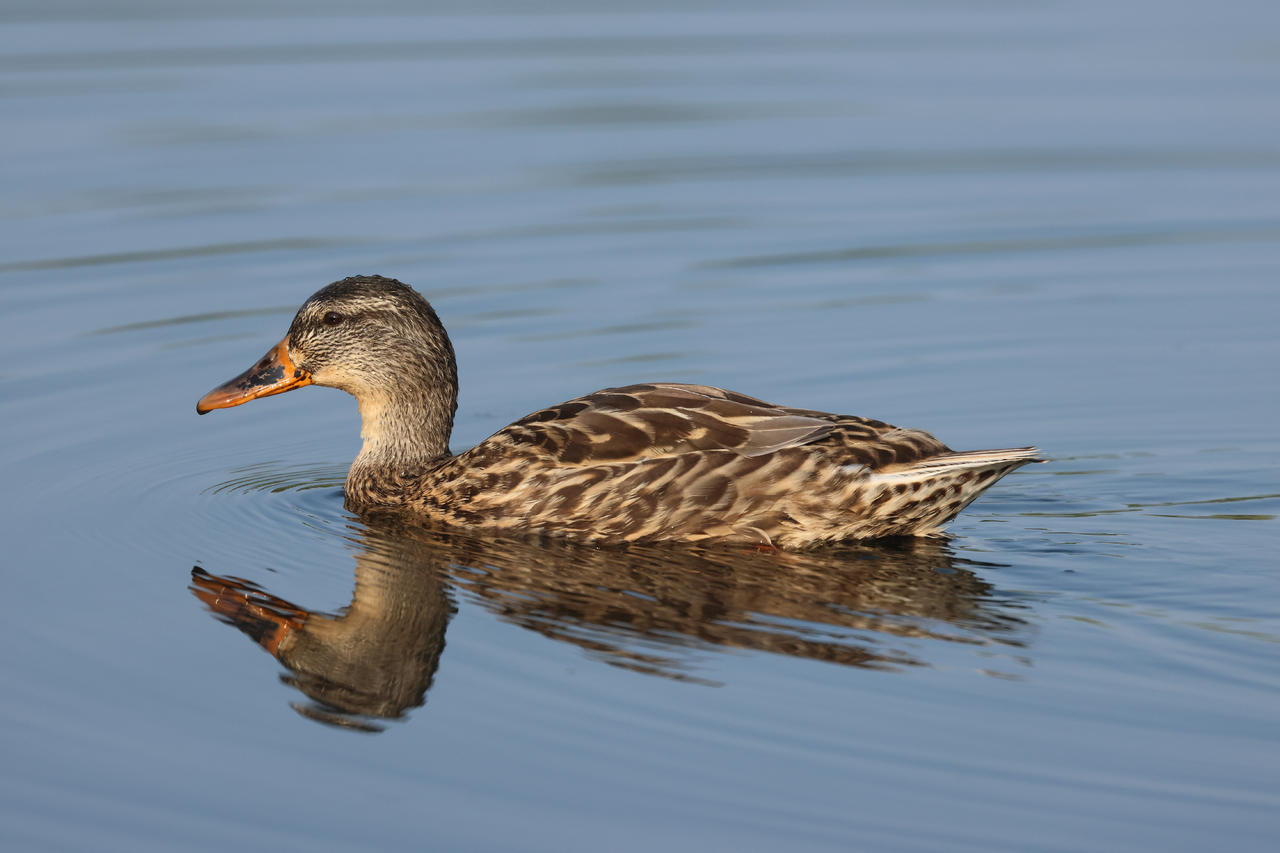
[{"left": 2, "top": 2, "right": 1278, "bottom": 851}]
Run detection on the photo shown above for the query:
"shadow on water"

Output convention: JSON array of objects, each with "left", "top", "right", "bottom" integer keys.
[{"left": 191, "top": 516, "right": 1033, "bottom": 733}]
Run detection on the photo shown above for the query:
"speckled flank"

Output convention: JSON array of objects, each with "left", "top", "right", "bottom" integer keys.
[
  {"left": 204, "top": 276, "right": 1042, "bottom": 547},
  {"left": 396, "top": 422, "right": 1039, "bottom": 548}
]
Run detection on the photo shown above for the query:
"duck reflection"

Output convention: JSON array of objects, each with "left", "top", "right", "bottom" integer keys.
[
  {"left": 191, "top": 527, "right": 455, "bottom": 732},
  {"left": 191, "top": 518, "right": 1030, "bottom": 730}
]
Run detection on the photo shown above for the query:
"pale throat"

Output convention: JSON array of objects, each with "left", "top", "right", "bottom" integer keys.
[{"left": 353, "top": 386, "right": 455, "bottom": 469}]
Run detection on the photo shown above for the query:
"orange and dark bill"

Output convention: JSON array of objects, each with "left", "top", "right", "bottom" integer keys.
[{"left": 196, "top": 339, "right": 312, "bottom": 414}]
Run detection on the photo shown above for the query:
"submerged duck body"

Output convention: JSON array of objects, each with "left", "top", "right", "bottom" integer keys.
[{"left": 198, "top": 276, "right": 1040, "bottom": 548}]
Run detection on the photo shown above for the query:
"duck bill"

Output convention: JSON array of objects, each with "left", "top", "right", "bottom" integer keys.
[{"left": 196, "top": 339, "right": 312, "bottom": 414}]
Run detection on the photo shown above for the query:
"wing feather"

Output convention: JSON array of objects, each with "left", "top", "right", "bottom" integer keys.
[{"left": 498, "top": 383, "right": 925, "bottom": 467}]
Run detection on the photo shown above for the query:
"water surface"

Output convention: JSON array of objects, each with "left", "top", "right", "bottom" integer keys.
[{"left": 2, "top": 2, "right": 1278, "bottom": 851}]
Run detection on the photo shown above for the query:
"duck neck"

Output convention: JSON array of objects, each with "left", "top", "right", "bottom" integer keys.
[{"left": 348, "top": 384, "right": 456, "bottom": 502}]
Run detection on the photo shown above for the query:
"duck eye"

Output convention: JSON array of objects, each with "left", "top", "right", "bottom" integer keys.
[{"left": 322, "top": 311, "right": 344, "bottom": 326}]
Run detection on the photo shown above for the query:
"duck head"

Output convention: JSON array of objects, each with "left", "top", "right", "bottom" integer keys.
[
  {"left": 197, "top": 275, "right": 456, "bottom": 412},
  {"left": 197, "top": 275, "right": 459, "bottom": 461}
]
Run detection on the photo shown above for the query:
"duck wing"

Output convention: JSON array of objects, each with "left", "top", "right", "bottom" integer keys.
[{"left": 489, "top": 382, "right": 947, "bottom": 469}]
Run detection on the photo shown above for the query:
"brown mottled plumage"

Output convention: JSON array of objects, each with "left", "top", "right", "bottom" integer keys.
[{"left": 198, "top": 275, "right": 1041, "bottom": 547}]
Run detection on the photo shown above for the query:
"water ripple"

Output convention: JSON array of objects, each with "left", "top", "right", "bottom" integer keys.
[
  {"left": 204, "top": 461, "right": 347, "bottom": 496},
  {"left": 0, "top": 237, "right": 362, "bottom": 273},
  {"left": 0, "top": 31, "right": 1020, "bottom": 75},
  {"left": 567, "top": 148, "right": 1280, "bottom": 188},
  {"left": 702, "top": 222, "right": 1280, "bottom": 269}
]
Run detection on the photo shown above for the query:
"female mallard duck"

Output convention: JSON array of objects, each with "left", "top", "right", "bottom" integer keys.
[{"left": 198, "top": 276, "right": 1040, "bottom": 547}]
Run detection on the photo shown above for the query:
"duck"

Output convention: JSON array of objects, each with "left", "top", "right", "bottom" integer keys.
[{"left": 197, "top": 275, "right": 1041, "bottom": 548}]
